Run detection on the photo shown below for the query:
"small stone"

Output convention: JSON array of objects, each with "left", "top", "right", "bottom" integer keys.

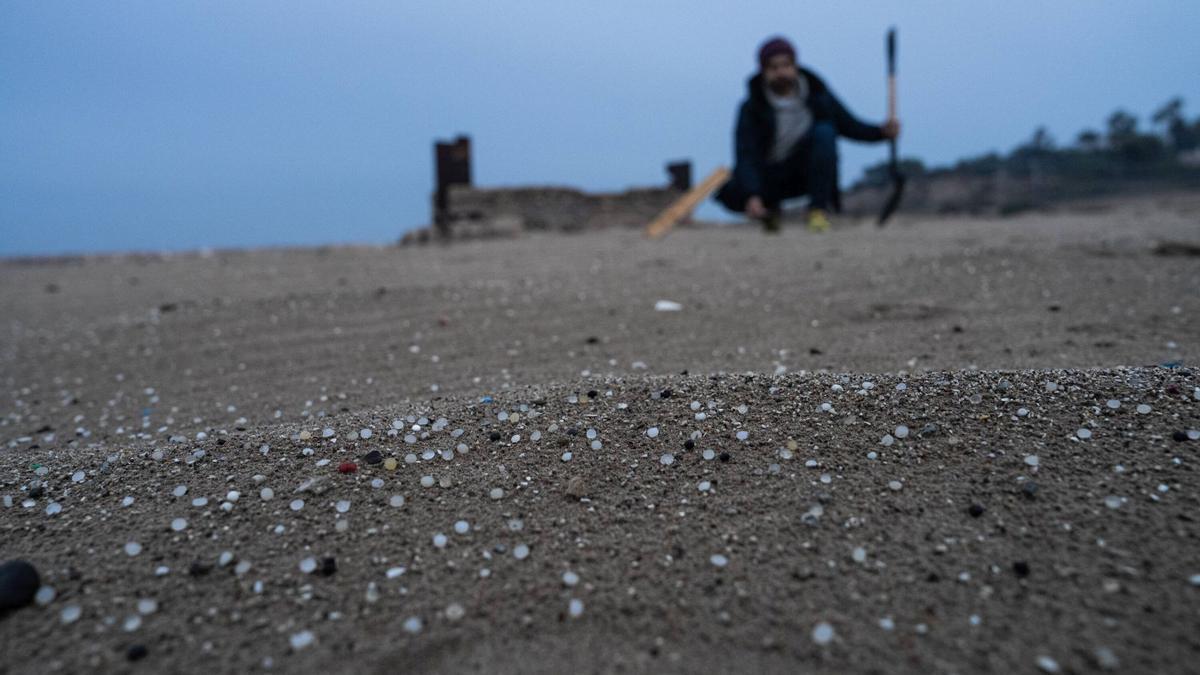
[
  {"left": 489, "top": 488, "right": 504, "bottom": 500},
  {"left": 454, "top": 520, "right": 470, "bottom": 534},
  {"left": 1106, "top": 399, "right": 1121, "bottom": 409},
  {"left": 1093, "top": 647, "right": 1119, "bottom": 670},
  {"left": 359, "top": 428, "right": 372, "bottom": 439},
  {"left": 445, "top": 603, "right": 465, "bottom": 621},
  {"left": 565, "top": 476, "right": 587, "bottom": 499},
  {"left": 660, "top": 453, "right": 675, "bottom": 466},
  {"left": 1172, "top": 430, "right": 1188, "bottom": 442},
  {"left": 1136, "top": 404, "right": 1151, "bottom": 415},
  {"left": 568, "top": 598, "right": 584, "bottom": 618},
  {"left": 1076, "top": 428, "right": 1092, "bottom": 440},
  {"left": 290, "top": 499, "right": 305, "bottom": 512},
  {"left": 420, "top": 475, "right": 435, "bottom": 487},
  {"left": 851, "top": 547, "right": 867, "bottom": 563},
  {"left": 968, "top": 504, "right": 985, "bottom": 518},
  {"left": 60, "top": 604, "right": 82, "bottom": 624},
  {"left": 386, "top": 566, "right": 406, "bottom": 579},
  {"left": 403, "top": 616, "right": 423, "bottom": 634},
  {"left": 562, "top": 571, "right": 580, "bottom": 587},
  {"left": 1013, "top": 561, "right": 1031, "bottom": 578},
  {"left": 812, "top": 621, "right": 835, "bottom": 645},
  {"left": 513, "top": 544, "right": 530, "bottom": 560},
  {"left": 894, "top": 425, "right": 909, "bottom": 439},
  {"left": 1022, "top": 481, "right": 1039, "bottom": 498},
  {"left": 702, "top": 449, "right": 716, "bottom": 461},
  {"left": 336, "top": 500, "right": 351, "bottom": 513},
  {"left": 290, "top": 630, "right": 315, "bottom": 650},
  {"left": 736, "top": 430, "right": 749, "bottom": 441},
  {"left": 433, "top": 533, "right": 448, "bottom": 548},
  {"left": 127, "top": 644, "right": 149, "bottom": 662},
  {"left": 719, "top": 452, "right": 731, "bottom": 463},
  {"left": 299, "top": 557, "right": 318, "bottom": 574},
  {"left": 125, "top": 541, "right": 142, "bottom": 557},
  {"left": 1104, "top": 496, "right": 1124, "bottom": 509},
  {"left": 337, "top": 462, "right": 357, "bottom": 474},
  {"left": 319, "top": 557, "right": 337, "bottom": 576},
  {"left": 881, "top": 434, "right": 895, "bottom": 446},
  {"left": 1024, "top": 455, "right": 1039, "bottom": 468},
  {"left": 646, "top": 427, "right": 659, "bottom": 438},
  {"left": 260, "top": 487, "right": 274, "bottom": 501},
  {"left": 710, "top": 554, "right": 728, "bottom": 568},
  {"left": 136, "top": 598, "right": 159, "bottom": 615},
  {"left": 363, "top": 450, "right": 383, "bottom": 465},
  {"left": 1036, "top": 655, "right": 1060, "bottom": 673},
  {"left": 170, "top": 518, "right": 188, "bottom": 532},
  {"left": 389, "top": 495, "right": 405, "bottom": 508},
  {"left": 887, "top": 480, "right": 903, "bottom": 491},
  {"left": 383, "top": 457, "right": 398, "bottom": 471},
  {"left": 34, "top": 585, "right": 56, "bottom": 606}
]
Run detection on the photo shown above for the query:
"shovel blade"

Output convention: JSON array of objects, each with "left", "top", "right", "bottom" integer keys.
[{"left": 877, "top": 173, "right": 906, "bottom": 226}]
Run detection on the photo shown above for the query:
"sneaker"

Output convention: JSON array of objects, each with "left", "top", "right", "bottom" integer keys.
[
  {"left": 806, "top": 209, "right": 831, "bottom": 233},
  {"left": 760, "top": 212, "right": 782, "bottom": 234}
]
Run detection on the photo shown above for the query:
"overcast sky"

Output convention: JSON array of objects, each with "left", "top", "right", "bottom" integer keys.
[{"left": 2, "top": 1, "right": 1198, "bottom": 256}]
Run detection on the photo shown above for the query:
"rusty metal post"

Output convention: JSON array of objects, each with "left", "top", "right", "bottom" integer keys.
[
  {"left": 433, "top": 135, "right": 472, "bottom": 238},
  {"left": 666, "top": 160, "right": 691, "bottom": 191}
]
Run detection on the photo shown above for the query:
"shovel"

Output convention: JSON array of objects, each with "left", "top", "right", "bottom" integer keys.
[{"left": 877, "top": 27, "right": 905, "bottom": 226}]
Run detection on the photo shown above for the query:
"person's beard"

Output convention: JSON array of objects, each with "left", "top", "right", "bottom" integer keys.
[{"left": 766, "top": 75, "right": 797, "bottom": 96}]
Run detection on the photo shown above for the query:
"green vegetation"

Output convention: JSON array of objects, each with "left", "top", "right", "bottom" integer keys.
[{"left": 854, "top": 97, "right": 1200, "bottom": 189}]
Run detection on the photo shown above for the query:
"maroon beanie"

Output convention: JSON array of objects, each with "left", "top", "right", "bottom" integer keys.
[{"left": 758, "top": 36, "right": 797, "bottom": 69}]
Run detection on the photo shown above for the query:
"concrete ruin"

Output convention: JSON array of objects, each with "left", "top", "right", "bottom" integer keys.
[{"left": 402, "top": 135, "right": 690, "bottom": 243}]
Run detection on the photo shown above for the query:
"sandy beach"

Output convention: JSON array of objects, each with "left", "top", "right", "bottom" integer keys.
[{"left": 2, "top": 196, "right": 1199, "bottom": 673}]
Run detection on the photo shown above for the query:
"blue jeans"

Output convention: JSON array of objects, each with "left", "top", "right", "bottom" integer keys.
[{"left": 718, "top": 121, "right": 839, "bottom": 213}]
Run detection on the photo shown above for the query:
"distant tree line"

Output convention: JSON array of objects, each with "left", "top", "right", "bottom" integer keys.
[{"left": 853, "top": 97, "right": 1200, "bottom": 188}]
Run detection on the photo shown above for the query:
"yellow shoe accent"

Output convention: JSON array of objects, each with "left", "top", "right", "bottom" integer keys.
[{"left": 807, "top": 209, "right": 831, "bottom": 233}]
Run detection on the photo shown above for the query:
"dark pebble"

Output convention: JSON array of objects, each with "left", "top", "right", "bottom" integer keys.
[
  {"left": 1022, "top": 481, "right": 1039, "bottom": 499},
  {"left": 363, "top": 450, "right": 383, "bottom": 465},
  {"left": 1172, "top": 430, "right": 1189, "bottom": 442},
  {"left": 719, "top": 452, "right": 731, "bottom": 463},
  {"left": 683, "top": 439, "right": 695, "bottom": 451},
  {"left": 188, "top": 561, "right": 213, "bottom": 577},
  {"left": 566, "top": 428, "right": 578, "bottom": 436},
  {"left": 488, "top": 432, "right": 502, "bottom": 442},
  {"left": 660, "top": 388, "right": 673, "bottom": 399},
  {"left": 586, "top": 390, "right": 598, "bottom": 399},
  {"left": 1013, "top": 561, "right": 1031, "bottom": 578},
  {"left": 919, "top": 423, "right": 939, "bottom": 437},
  {"left": 968, "top": 503, "right": 985, "bottom": 518},
  {"left": 28, "top": 485, "right": 44, "bottom": 500},
  {"left": 318, "top": 557, "right": 337, "bottom": 576},
  {"left": 127, "top": 644, "right": 148, "bottom": 661},
  {"left": 585, "top": 336, "right": 599, "bottom": 344},
  {"left": 0, "top": 560, "right": 40, "bottom": 611}
]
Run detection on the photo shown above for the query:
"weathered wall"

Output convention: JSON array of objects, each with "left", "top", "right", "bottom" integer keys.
[{"left": 435, "top": 184, "right": 683, "bottom": 240}]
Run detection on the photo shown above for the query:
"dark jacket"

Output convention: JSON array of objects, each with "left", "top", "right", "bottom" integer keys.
[{"left": 721, "top": 67, "right": 884, "bottom": 209}]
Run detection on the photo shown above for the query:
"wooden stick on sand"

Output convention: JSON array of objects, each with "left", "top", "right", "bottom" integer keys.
[{"left": 644, "top": 166, "right": 731, "bottom": 239}]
